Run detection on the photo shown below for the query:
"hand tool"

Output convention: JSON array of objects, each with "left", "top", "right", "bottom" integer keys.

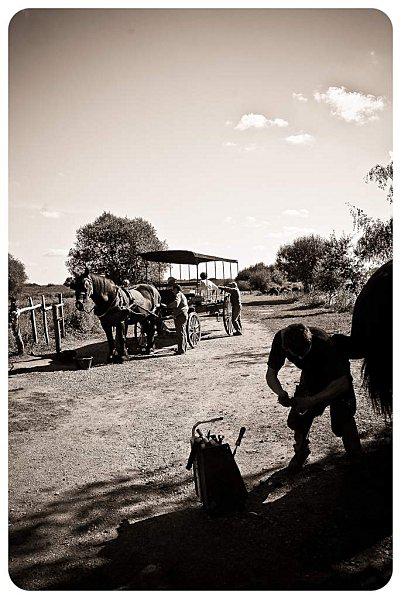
[{"left": 232, "top": 427, "right": 246, "bottom": 457}]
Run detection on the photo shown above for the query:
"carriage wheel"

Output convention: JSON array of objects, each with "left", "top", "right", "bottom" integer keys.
[
  {"left": 223, "top": 294, "right": 234, "bottom": 336},
  {"left": 187, "top": 312, "right": 201, "bottom": 348},
  {"left": 134, "top": 321, "right": 147, "bottom": 351}
]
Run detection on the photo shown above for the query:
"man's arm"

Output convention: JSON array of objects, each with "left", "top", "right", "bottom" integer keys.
[
  {"left": 167, "top": 295, "right": 180, "bottom": 310},
  {"left": 295, "top": 375, "right": 351, "bottom": 411},
  {"left": 266, "top": 366, "right": 292, "bottom": 407}
]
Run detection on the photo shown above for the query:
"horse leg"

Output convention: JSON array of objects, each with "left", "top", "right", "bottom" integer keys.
[
  {"left": 144, "top": 316, "right": 156, "bottom": 354},
  {"left": 102, "top": 323, "right": 116, "bottom": 363},
  {"left": 115, "top": 321, "right": 129, "bottom": 362}
]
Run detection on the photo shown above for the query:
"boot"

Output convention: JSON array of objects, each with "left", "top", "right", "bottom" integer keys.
[{"left": 287, "top": 438, "right": 310, "bottom": 473}]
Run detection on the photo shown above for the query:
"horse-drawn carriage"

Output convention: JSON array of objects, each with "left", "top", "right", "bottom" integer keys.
[
  {"left": 68, "top": 250, "right": 239, "bottom": 361},
  {"left": 137, "top": 250, "right": 240, "bottom": 348}
]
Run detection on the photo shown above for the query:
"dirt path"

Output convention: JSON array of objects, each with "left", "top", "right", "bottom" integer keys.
[{"left": 8, "top": 299, "right": 392, "bottom": 590}]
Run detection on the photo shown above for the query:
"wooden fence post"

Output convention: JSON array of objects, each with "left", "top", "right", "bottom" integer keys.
[
  {"left": 41, "top": 295, "right": 50, "bottom": 345},
  {"left": 28, "top": 296, "right": 38, "bottom": 344},
  {"left": 52, "top": 304, "right": 61, "bottom": 354},
  {"left": 58, "top": 293, "right": 66, "bottom": 338}
]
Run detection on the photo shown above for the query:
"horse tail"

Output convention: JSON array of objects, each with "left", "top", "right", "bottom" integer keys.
[{"left": 361, "top": 351, "right": 392, "bottom": 419}]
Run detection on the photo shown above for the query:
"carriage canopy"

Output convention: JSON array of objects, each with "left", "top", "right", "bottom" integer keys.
[{"left": 139, "top": 250, "right": 238, "bottom": 266}]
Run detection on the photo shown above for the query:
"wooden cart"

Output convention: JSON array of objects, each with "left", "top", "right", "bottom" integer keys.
[{"left": 136, "top": 250, "right": 240, "bottom": 348}]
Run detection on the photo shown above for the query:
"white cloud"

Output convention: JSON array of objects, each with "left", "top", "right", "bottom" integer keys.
[
  {"left": 314, "top": 86, "right": 385, "bottom": 124},
  {"left": 43, "top": 248, "right": 68, "bottom": 257},
  {"left": 285, "top": 133, "right": 315, "bottom": 145},
  {"left": 283, "top": 208, "right": 309, "bottom": 218},
  {"left": 225, "top": 120, "right": 233, "bottom": 126},
  {"left": 270, "top": 118, "right": 288, "bottom": 128},
  {"left": 244, "top": 216, "right": 270, "bottom": 228},
  {"left": 40, "top": 205, "right": 62, "bottom": 219},
  {"left": 234, "top": 113, "right": 288, "bottom": 130},
  {"left": 292, "top": 92, "right": 308, "bottom": 103},
  {"left": 252, "top": 244, "right": 266, "bottom": 252},
  {"left": 222, "top": 141, "right": 237, "bottom": 147},
  {"left": 223, "top": 216, "right": 235, "bottom": 224}
]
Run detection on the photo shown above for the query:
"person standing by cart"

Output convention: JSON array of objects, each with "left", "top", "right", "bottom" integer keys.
[
  {"left": 167, "top": 283, "right": 189, "bottom": 354},
  {"left": 219, "top": 281, "right": 242, "bottom": 335}
]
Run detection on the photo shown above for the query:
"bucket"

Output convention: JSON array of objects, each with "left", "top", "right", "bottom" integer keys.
[{"left": 75, "top": 357, "right": 93, "bottom": 370}]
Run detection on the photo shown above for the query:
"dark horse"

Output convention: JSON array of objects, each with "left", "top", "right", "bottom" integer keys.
[
  {"left": 69, "top": 268, "right": 161, "bottom": 362},
  {"left": 334, "top": 260, "right": 392, "bottom": 417}
]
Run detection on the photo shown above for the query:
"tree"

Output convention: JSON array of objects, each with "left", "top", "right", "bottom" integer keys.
[
  {"left": 8, "top": 253, "right": 27, "bottom": 297},
  {"left": 348, "top": 160, "right": 393, "bottom": 264},
  {"left": 276, "top": 234, "right": 328, "bottom": 292},
  {"left": 365, "top": 160, "right": 393, "bottom": 203},
  {"left": 67, "top": 212, "right": 167, "bottom": 284},
  {"left": 314, "top": 234, "right": 366, "bottom": 302},
  {"left": 237, "top": 262, "right": 285, "bottom": 292}
]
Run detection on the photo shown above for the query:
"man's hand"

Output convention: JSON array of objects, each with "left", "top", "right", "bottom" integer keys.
[
  {"left": 277, "top": 391, "right": 292, "bottom": 407},
  {"left": 294, "top": 395, "right": 314, "bottom": 412}
]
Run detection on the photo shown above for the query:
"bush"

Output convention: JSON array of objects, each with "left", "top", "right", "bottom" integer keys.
[
  {"left": 63, "top": 299, "right": 103, "bottom": 336},
  {"left": 302, "top": 291, "right": 326, "bottom": 309},
  {"left": 249, "top": 270, "right": 271, "bottom": 293},
  {"left": 9, "top": 254, "right": 27, "bottom": 297},
  {"left": 237, "top": 280, "right": 251, "bottom": 292},
  {"left": 329, "top": 289, "right": 356, "bottom": 313},
  {"left": 237, "top": 262, "right": 285, "bottom": 292}
]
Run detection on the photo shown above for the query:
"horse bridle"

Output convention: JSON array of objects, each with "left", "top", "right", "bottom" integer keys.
[{"left": 75, "top": 276, "right": 95, "bottom": 313}]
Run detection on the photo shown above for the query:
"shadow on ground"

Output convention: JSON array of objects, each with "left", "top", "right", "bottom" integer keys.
[
  {"left": 8, "top": 342, "right": 110, "bottom": 375},
  {"left": 213, "top": 350, "right": 268, "bottom": 366},
  {"left": 8, "top": 327, "right": 236, "bottom": 374},
  {"left": 243, "top": 298, "right": 297, "bottom": 307},
  {"left": 9, "top": 431, "right": 391, "bottom": 591},
  {"left": 271, "top": 310, "right": 333, "bottom": 320}
]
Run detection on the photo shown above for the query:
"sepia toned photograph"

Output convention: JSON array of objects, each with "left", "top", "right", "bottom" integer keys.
[{"left": 8, "top": 7, "right": 392, "bottom": 591}]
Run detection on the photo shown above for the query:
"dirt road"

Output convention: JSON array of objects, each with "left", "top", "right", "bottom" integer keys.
[{"left": 8, "top": 297, "right": 392, "bottom": 590}]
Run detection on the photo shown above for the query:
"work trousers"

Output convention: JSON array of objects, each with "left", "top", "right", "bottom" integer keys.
[
  {"left": 174, "top": 312, "right": 188, "bottom": 353},
  {"left": 232, "top": 304, "right": 242, "bottom": 333}
]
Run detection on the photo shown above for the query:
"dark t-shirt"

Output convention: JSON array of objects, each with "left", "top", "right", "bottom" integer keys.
[
  {"left": 267, "top": 327, "right": 353, "bottom": 395},
  {"left": 227, "top": 288, "right": 241, "bottom": 307}
]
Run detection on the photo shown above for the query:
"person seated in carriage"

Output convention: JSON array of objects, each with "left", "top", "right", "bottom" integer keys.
[
  {"left": 199, "top": 272, "right": 219, "bottom": 302},
  {"left": 218, "top": 281, "right": 242, "bottom": 335},
  {"left": 166, "top": 282, "right": 189, "bottom": 355}
]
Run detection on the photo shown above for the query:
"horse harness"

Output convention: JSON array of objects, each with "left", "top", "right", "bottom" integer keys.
[{"left": 97, "top": 286, "right": 159, "bottom": 321}]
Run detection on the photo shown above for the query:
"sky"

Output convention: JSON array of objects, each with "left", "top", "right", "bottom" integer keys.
[{"left": 9, "top": 8, "right": 392, "bottom": 284}]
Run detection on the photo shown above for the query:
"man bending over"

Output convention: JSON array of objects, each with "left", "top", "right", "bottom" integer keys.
[{"left": 266, "top": 323, "right": 362, "bottom": 471}]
